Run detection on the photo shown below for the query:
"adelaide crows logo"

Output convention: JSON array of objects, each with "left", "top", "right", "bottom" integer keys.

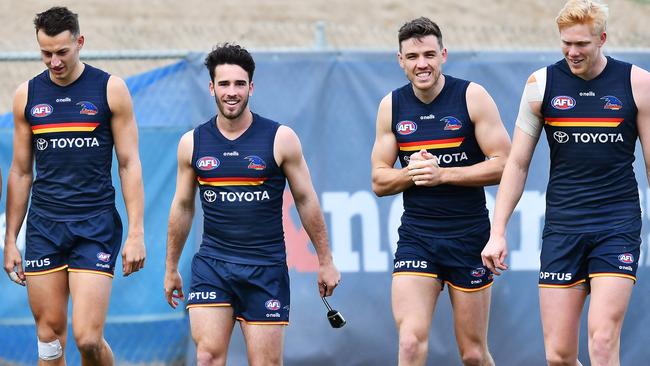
[
  {"left": 442, "top": 116, "right": 462, "bottom": 131},
  {"left": 601, "top": 96, "right": 622, "bottom": 111},
  {"left": 245, "top": 155, "right": 266, "bottom": 170},
  {"left": 77, "top": 101, "right": 98, "bottom": 115}
]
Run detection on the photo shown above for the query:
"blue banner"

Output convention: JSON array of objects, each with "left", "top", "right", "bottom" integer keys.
[{"left": 1, "top": 51, "right": 649, "bottom": 365}]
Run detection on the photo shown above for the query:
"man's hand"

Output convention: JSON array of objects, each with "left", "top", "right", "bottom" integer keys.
[
  {"left": 407, "top": 149, "right": 443, "bottom": 186},
  {"left": 3, "top": 242, "right": 26, "bottom": 286},
  {"left": 164, "top": 269, "right": 185, "bottom": 309},
  {"left": 481, "top": 234, "right": 509, "bottom": 275},
  {"left": 121, "top": 232, "right": 145, "bottom": 276},
  {"left": 318, "top": 261, "right": 341, "bottom": 297}
]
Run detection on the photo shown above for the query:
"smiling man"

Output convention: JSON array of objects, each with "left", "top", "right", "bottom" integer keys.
[
  {"left": 163, "top": 43, "right": 340, "bottom": 366},
  {"left": 3, "top": 6, "right": 145, "bottom": 366},
  {"left": 371, "top": 17, "right": 511, "bottom": 366},
  {"left": 482, "top": 1, "right": 650, "bottom": 365}
]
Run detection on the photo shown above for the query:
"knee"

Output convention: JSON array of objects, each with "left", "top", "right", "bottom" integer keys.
[
  {"left": 589, "top": 330, "right": 618, "bottom": 362},
  {"left": 250, "top": 354, "right": 282, "bottom": 366},
  {"left": 74, "top": 332, "right": 104, "bottom": 357},
  {"left": 35, "top": 318, "right": 67, "bottom": 341},
  {"left": 545, "top": 350, "right": 577, "bottom": 366},
  {"left": 399, "top": 331, "right": 428, "bottom": 362},
  {"left": 196, "top": 347, "right": 226, "bottom": 366},
  {"left": 460, "top": 347, "right": 489, "bottom": 366}
]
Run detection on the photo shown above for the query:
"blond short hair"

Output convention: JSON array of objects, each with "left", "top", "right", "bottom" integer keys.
[{"left": 556, "top": 0, "right": 609, "bottom": 34}]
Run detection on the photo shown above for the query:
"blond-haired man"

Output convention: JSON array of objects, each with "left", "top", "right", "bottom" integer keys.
[{"left": 482, "top": 1, "right": 650, "bottom": 365}]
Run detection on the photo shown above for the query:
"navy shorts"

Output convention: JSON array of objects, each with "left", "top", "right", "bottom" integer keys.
[
  {"left": 393, "top": 221, "right": 493, "bottom": 291},
  {"left": 186, "top": 254, "right": 290, "bottom": 325},
  {"left": 24, "top": 208, "right": 123, "bottom": 278},
  {"left": 539, "top": 219, "right": 641, "bottom": 288}
]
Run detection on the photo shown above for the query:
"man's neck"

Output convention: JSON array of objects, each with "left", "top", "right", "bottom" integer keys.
[
  {"left": 412, "top": 74, "right": 446, "bottom": 104},
  {"left": 50, "top": 61, "right": 85, "bottom": 87},
  {"left": 216, "top": 110, "right": 253, "bottom": 140}
]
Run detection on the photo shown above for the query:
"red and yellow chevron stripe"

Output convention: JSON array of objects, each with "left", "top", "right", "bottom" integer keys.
[
  {"left": 32, "top": 122, "right": 100, "bottom": 134},
  {"left": 398, "top": 137, "right": 464, "bottom": 152},
  {"left": 197, "top": 177, "right": 267, "bottom": 186},
  {"left": 544, "top": 118, "right": 623, "bottom": 128}
]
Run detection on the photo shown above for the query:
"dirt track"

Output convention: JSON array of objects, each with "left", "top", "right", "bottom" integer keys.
[{"left": 1, "top": 0, "right": 648, "bottom": 114}]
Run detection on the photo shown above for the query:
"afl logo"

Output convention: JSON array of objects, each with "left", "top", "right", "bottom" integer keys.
[
  {"left": 196, "top": 156, "right": 220, "bottom": 171},
  {"left": 471, "top": 268, "right": 486, "bottom": 278},
  {"left": 36, "top": 138, "right": 48, "bottom": 151},
  {"left": 551, "top": 96, "right": 576, "bottom": 110},
  {"left": 203, "top": 189, "right": 217, "bottom": 203},
  {"left": 553, "top": 131, "right": 569, "bottom": 143},
  {"left": 396, "top": 121, "right": 417, "bottom": 135},
  {"left": 31, "top": 104, "right": 53, "bottom": 117},
  {"left": 265, "top": 299, "right": 281, "bottom": 311},
  {"left": 618, "top": 253, "right": 634, "bottom": 264},
  {"left": 96, "top": 252, "right": 111, "bottom": 263}
]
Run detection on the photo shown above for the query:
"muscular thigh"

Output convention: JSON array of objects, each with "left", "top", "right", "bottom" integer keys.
[
  {"left": 392, "top": 274, "right": 441, "bottom": 334},
  {"left": 239, "top": 322, "right": 285, "bottom": 362},
  {"left": 189, "top": 307, "right": 236, "bottom": 352},
  {"left": 69, "top": 272, "right": 113, "bottom": 333},
  {"left": 539, "top": 286, "right": 587, "bottom": 355},
  {"left": 448, "top": 286, "right": 491, "bottom": 344},
  {"left": 26, "top": 270, "right": 69, "bottom": 335}
]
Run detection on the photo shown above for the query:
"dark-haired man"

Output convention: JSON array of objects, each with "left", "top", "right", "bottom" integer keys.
[
  {"left": 2, "top": 6, "right": 145, "bottom": 366},
  {"left": 371, "top": 17, "right": 510, "bottom": 366},
  {"left": 164, "top": 43, "right": 340, "bottom": 366}
]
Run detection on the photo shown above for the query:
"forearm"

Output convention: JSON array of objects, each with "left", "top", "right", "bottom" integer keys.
[
  {"left": 490, "top": 161, "right": 529, "bottom": 236},
  {"left": 439, "top": 156, "right": 506, "bottom": 187},
  {"left": 5, "top": 169, "right": 32, "bottom": 241},
  {"left": 165, "top": 203, "right": 194, "bottom": 271},
  {"left": 372, "top": 166, "right": 413, "bottom": 197},
  {"left": 295, "top": 197, "right": 333, "bottom": 265},
  {"left": 118, "top": 161, "right": 145, "bottom": 235}
]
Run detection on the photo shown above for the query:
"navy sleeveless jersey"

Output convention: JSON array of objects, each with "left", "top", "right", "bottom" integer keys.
[
  {"left": 541, "top": 57, "right": 639, "bottom": 233},
  {"left": 192, "top": 114, "right": 287, "bottom": 265},
  {"left": 25, "top": 64, "right": 115, "bottom": 221},
  {"left": 392, "top": 75, "right": 488, "bottom": 236}
]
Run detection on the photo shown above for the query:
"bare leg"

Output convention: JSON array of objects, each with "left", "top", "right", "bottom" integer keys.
[
  {"left": 539, "top": 286, "right": 587, "bottom": 366},
  {"left": 587, "top": 277, "right": 633, "bottom": 366},
  {"left": 189, "top": 306, "right": 236, "bottom": 366},
  {"left": 448, "top": 286, "right": 494, "bottom": 366},
  {"left": 392, "top": 275, "right": 441, "bottom": 366},
  {"left": 69, "top": 272, "right": 114, "bottom": 366},
  {"left": 240, "top": 322, "right": 285, "bottom": 366},
  {"left": 26, "top": 269, "right": 69, "bottom": 366}
]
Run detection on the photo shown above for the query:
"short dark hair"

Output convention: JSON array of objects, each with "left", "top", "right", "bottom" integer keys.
[
  {"left": 34, "top": 6, "right": 80, "bottom": 37},
  {"left": 204, "top": 43, "right": 255, "bottom": 82},
  {"left": 398, "top": 17, "right": 443, "bottom": 50}
]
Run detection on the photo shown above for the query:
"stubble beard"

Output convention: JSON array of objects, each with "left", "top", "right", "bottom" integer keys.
[{"left": 215, "top": 94, "right": 249, "bottom": 120}]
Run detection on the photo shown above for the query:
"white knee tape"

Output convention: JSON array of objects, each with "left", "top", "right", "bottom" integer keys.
[{"left": 38, "top": 338, "right": 63, "bottom": 361}]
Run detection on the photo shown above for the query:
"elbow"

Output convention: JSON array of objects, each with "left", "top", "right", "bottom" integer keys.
[{"left": 371, "top": 181, "right": 388, "bottom": 197}]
